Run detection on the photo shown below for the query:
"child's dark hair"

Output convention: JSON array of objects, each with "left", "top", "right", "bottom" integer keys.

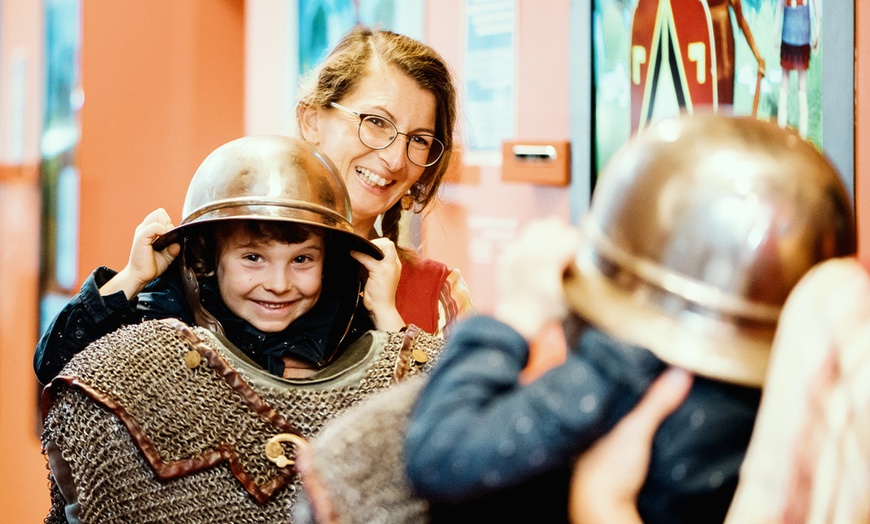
[{"left": 184, "top": 220, "right": 327, "bottom": 279}]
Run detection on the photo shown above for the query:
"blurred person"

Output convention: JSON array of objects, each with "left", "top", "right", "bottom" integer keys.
[
  {"left": 571, "top": 257, "right": 870, "bottom": 524},
  {"left": 405, "top": 114, "right": 855, "bottom": 523},
  {"left": 285, "top": 113, "right": 854, "bottom": 524}
]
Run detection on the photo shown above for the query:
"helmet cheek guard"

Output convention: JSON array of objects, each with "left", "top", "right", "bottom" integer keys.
[{"left": 564, "top": 115, "right": 855, "bottom": 387}]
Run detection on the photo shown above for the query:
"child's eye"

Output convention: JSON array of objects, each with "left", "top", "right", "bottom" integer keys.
[
  {"left": 293, "top": 255, "right": 313, "bottom": 264},
  {"left": 244, "top": 254, "right": 263, "bottom": 262}
]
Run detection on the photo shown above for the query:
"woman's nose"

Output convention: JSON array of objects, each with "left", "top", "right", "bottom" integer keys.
[{"left": 378, "top": 136, "right": 408, "bottom": 171}]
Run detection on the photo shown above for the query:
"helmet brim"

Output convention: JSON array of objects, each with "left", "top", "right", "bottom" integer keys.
[{"left": 563, "top": 241, "right": 772, "bottom": 388}]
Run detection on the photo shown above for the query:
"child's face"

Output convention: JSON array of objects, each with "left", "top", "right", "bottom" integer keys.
[{"left": 216, "top": 227, "right": 325, "bottom": 333}]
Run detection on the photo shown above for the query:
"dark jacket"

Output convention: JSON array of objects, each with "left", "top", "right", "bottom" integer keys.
[
  {"left": 405, "top": 314, "right": 761, "bottom": 524},
  {"left": 34, "top": 263, "right": 371, "bottom": 385}
]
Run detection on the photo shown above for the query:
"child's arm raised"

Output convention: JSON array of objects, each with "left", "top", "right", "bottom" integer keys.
[
  {"left": 34, "top": 209, "right": 181, "bottom": 384},
  {"left": 100, "top": 208, "right": 181, "bottom": 299}
]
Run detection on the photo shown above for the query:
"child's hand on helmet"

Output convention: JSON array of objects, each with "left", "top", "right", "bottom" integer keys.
[
  {"left": 100, "top": 209, "right": 180, "bottom": 300},
  {"left": 495, "top": 217, "right": 581, "bottom": 340}
]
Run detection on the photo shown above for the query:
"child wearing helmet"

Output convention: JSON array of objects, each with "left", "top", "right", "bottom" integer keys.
[
  {"left": 35, "top": 135, "right": 413, "bottom": 383},
  {"left": 38, "top": 135, "right": 443, "bottom": 523}
]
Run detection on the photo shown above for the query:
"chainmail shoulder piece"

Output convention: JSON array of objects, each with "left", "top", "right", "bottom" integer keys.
[{"left": 41, "top": 318, "right": 443, "bottom": 524}]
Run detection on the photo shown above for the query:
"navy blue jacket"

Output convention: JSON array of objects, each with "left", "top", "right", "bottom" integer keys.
[{"left": 405, "top": 315, "right": 760, "bottom": 524}]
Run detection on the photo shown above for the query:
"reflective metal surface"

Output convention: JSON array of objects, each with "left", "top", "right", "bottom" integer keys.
[
  {"left": 153, "top": 135, "right": 382, "bottom": 259},
  {"left": 564, "top": 114, "right": 855, "bottom": 387}
]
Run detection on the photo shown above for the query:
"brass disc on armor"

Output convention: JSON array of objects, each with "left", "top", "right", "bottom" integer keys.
[
  {"left": 264, "top": 440, "right": 284, "bottom": 460},
  {"left": 412, "top": 349, "right": 429, "bottom": 364},
  {"left": 184, "top": 349, "right": 202, "bottom": 369}
]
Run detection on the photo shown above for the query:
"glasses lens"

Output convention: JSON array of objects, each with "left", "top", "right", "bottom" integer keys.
[
  {"left": 359, "top": 115, "right": 396, "bottom": 149},
  {"left": 358, "top": 115, "right": 444, "bottom": 167},
  {"left": 407, "top": 135, "right": 444, "bottom": 167}
]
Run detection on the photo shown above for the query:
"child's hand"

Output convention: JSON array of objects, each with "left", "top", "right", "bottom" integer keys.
[
  {"left": 351, "top": 237, "right": 405, "bottom": 331},
  {"left": 495, "top": 217, "right": 581, "bottom": 340},
  {"left": 100, "top": 209, "right": 180, "bottom": 299}
]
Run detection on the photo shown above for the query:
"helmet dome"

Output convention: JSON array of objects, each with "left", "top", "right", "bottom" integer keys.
[
  {"left": 153, "top": 135, "right": 382, "bottom": 260},
  {"left": 564, "top": 115, "right": 855, "bottom": 387}
]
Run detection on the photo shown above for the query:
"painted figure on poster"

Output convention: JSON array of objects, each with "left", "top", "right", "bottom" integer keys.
[
  {"left": 630, "top": 0, "right": 765, "bottom": 132},
  {"left": 776, "top": 0, "right": 819, "bottom": 138}
]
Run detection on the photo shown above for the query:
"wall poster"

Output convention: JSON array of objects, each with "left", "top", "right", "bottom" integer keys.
[
  {"left": 464, "top": 0, "right": 516, "bottom": 153},
  {"left": 591, "top": 0, "right": 853, "bottom": 200},
  {"left": 298, "top": 0, "right": 425, "bottom": 76}
]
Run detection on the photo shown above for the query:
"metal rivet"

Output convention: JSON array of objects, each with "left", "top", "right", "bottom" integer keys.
[{"left": 184, "top": 350, "right": 201, "bottom": 369}]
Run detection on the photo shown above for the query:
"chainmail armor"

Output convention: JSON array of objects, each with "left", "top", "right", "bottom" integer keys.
[{"left": 42, "top": 319, "right": 443, "bottom": 524}]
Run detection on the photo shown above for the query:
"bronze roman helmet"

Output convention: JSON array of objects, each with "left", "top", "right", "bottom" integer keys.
[
  {"left": 563, "top": 114, "right": 855, "bottom": 387},
  {"left": 153, "top": 135, "right": 382, "bottom": 346},
  {"left": 152, "top": 135, "right": 381, "bottom": 259}
]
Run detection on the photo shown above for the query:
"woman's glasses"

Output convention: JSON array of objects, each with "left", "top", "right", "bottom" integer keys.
[{"left": 330, "top": 102, "right": 444, "bottom": 167}]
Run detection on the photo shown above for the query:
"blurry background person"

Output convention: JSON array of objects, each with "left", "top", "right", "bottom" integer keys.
[
  {"left": 286, "top": 113, "right": 855, "bottom": 524},
  {"left": 775, "top": 0, "right": 820, "bottom": 138},
  {"left": 404, "top": 114, "right": 855, "bottom": 524},
  {"left": 571, "top": 254, "right": 870, "bottom": 524}
]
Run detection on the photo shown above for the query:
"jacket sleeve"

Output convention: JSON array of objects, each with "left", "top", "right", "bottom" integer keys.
[
  {"left": 34, "top": 267, "right": 141, "bottom": 385},
  {"left": 404, "top": 315, "right": 658, "bottom": 501}
]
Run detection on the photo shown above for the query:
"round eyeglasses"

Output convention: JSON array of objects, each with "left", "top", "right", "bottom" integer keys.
[{"left": 330, "top": 102, "right": 445, "bottom": 168}]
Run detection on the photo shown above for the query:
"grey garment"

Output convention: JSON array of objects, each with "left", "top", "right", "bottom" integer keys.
[
  {"left": 293, "top": 377, "right": 430, "bottom": 524},
  {"left": 41, "top": 319, "right": 443, "bottom": 524}
]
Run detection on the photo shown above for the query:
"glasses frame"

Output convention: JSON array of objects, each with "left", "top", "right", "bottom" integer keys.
[{"left": 330, "top": 102, "right": 444, "bottom": 168}]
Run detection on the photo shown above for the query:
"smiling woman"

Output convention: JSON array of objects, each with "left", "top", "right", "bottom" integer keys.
[{"left": 296, "top": 25, "right": 476, "bottom": 338}]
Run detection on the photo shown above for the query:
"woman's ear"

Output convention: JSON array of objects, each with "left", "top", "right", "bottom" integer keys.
[{"left": 297, "top": 104, "right": 321, "bottom": 145}]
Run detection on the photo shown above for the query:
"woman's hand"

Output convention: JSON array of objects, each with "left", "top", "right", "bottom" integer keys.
[
  {"left": 494, "top": 217, "right": 581, "bottom": 340},
  {"left": 351, "top": 237, "right": 405, "bottom": 331},
  {"left": 100, "top": 208, "right": 180, "bottom": 299},
  {"left": 569, "top": 368, "right": 693, "bottom": 524}
]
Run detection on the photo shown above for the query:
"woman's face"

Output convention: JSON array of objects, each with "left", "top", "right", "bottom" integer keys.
[
  {"left": 300, "top": 64, "right": 437, "bottom": 235},
  {"left": 216, "top": 228, "right": 325, "bottom": 333}
]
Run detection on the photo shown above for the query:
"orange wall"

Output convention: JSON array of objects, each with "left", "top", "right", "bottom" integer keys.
[
  {"left": 0, "top": 1, "right": 245, "bottom": 521},
  {"left": 0, "top": 0, "right": 49, "bottom": 522},
  {"left": 78, "top": 0, "right": 245, "bottom": 276}
]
